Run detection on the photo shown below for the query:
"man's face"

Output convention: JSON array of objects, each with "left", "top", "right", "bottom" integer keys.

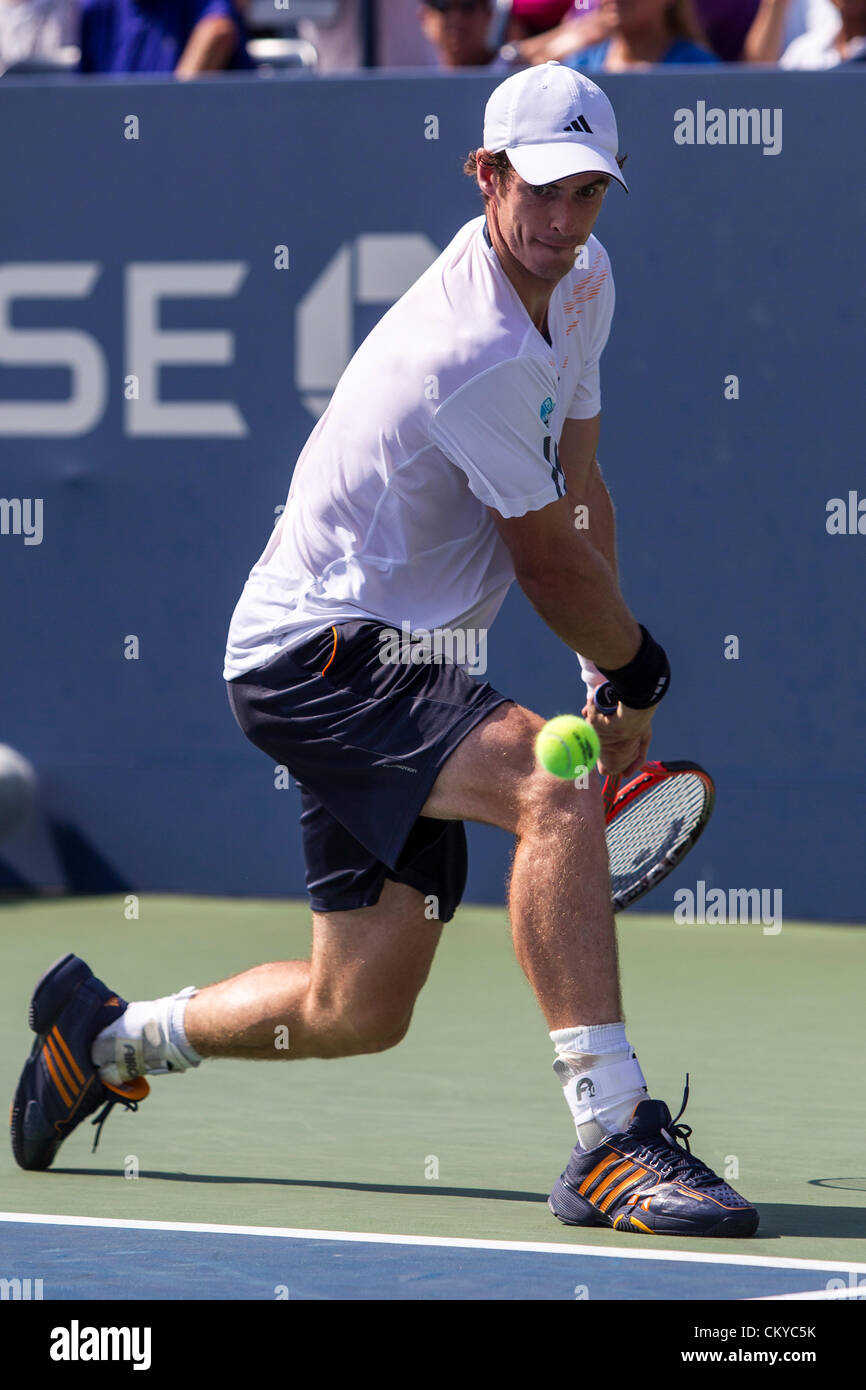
[
  {"left": 420, "top": 0, "right": 493, "bottom": 68},
  {"left": 483, "top": 164, "right": 612, "bottom": 284}
]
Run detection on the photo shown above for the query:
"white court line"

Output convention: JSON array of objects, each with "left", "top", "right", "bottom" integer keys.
[
  {"left": 748, "top": 1286, "right": 866, "bottom": 1301},
  {"left": 1, "top": 1211, "right": 865, "bottom": 1275}
]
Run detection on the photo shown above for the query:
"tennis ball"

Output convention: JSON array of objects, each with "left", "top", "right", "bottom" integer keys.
[{"left": 535, "top": 715, "right": 600, "bottom": 780}]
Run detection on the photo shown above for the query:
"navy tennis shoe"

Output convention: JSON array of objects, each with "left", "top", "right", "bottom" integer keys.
[
  {"left": 11, "top": 953, "right": 149, "bottom": 1171},
  {"left": 549, "top": 1080, "right": 759, "bottom": 1237}
]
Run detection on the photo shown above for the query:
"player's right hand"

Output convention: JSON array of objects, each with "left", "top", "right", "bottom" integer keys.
[{"left": 583, "top": 700, "right": 653, "bottom": 779}]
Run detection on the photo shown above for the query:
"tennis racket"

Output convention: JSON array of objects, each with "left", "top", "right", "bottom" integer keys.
[{"left": 593, "top": 683, "right": 715, "bottom": 912}]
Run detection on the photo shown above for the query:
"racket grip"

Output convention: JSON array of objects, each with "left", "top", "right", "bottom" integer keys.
[{"left": 593, "top": 682, "right": 620, "bottom": 715}]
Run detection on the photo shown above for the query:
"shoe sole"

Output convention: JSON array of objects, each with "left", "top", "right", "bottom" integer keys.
[
  {"left": 548, "top": 1192, "right": 760, "bottom": 1238},
  {"left": 29, "top": 953, "right": 92, "bottom": 1033},
  {"left": 610, "top": 1208, "right": 760, "bottom": 1237}
]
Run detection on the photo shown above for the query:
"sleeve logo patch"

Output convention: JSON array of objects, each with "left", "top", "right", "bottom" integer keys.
[{"left": 540, "top": 396, "right": 555, "bottom": 424}]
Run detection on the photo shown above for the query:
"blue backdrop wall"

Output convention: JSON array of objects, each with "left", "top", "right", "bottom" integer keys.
[{"left": 1, "top": 70, "right": 864, "bottom": 919}]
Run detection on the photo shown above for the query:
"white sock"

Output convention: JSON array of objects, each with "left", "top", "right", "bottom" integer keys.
[
  {"left": 92, "top": 988, "right": 202, "bottom": 1084},
  {"left": 550, "top": 1023, "right": 648, "bottom": 1152}
]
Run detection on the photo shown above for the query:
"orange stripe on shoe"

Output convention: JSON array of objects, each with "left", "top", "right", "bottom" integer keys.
[
  {"left": 592, "top": 1160, "right": 636, "bottom": 1204},
  {"left": 44, "top": 1036, "right": 78, "bottom": 1096},
  {"left": 104, "top": 1077, "right": 150, "bottom": 1102},
  {"left": 578, "top": 1151, "right": 622, "bottom": 1197},
  {"left": 321, "top": 626, "right": 338, "bottom": 677},
  {"left": 599, "top": 1167, "right": 649, "bottom": 1214},
  {"left": 628, "top": 1216, "right": 654, "bottom": 1234},
  {"left": 52, "top": 1073, "right": 97, "bottom": 1137},
  {"left": 42, "top": 1045, "right": 73, "bottom": 1108},
  {"left": 51, "top": 1027, "right": 86, "bottom": 1085}
]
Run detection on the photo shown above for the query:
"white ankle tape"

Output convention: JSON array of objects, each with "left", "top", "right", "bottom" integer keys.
[
  {"left": 555, "top": 1053, "right": 648, "bottom": 1149},
  {"left": 550, "top": 1023, "right": 628, "bottom": 1055},
  {"left": 93, "top": 987, "right": 201, "bottom": 1084},
  {"left": 557, "top": 1056, "right": 646, "bottom": 1110}
]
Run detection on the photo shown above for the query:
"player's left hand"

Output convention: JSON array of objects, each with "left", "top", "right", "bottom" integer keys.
[{"left": 582, "top": 699, "right": 653, "bottom": 779}]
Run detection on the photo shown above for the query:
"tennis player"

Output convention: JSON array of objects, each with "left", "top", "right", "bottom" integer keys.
[{"left": 12, "top": 63, "right": 758, "bottom": 1238}]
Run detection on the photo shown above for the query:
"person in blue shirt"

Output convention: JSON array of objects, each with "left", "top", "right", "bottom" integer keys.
[
  {"left": 565, "top": 0, "right": 719, "bottom": 68},
  {"left": 79, "top": 0, "right": 254, "bottom": 74}
]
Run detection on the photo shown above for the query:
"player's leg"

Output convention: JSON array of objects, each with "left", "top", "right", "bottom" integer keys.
[
  {"left": 11, "top": 867, "right": 446, "bottom": 1170},
  {"left": 9, "top": 886, "right": 438, "bottom": 1171},
  {"left": 89, "top": 795, "right": 457, "bottom": 1082},
  {"left": 421, "top": 699, "right": 639, "bottom": 1150},
  {"left": 421, "top": 699, "right": 623, "bottom": 1030},
  {"left": 421, "top": 701, "right": 759, "bottom": 1236},
  {"left": 10, "top": 620, "right": 487, "bottom": 1170},
  {"left": 182, "top": 877, "right": 441, "bottom": 1061},
  {"left": 149, "top": 618, "right": 485, "bottom": 1071}
]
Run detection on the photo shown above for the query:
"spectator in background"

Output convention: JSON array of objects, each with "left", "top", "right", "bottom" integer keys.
[
  {"left": 565, "top": 0, "right": 718, "bottom": 66},
  {"left": 742, "top": 0, "right": 858, "bottom": 59},
  {"left": 779, "top": 0, "right": 866, "bottom": 59},
  {"left": 79, "top": 0, "right": 253, "bottom": 75},
  {"left": 687, "top": 0, "right": 760, "bottom": 57},
  {"left": 532, "top": 0, "right": 844, "bottom": 62},
  {"left": 508, "top": 0, "right": 747, "bottom": 60},
  {"left": 506, "top": 0, "right": 574, "bottom": 36},
  {"left": 419, "top": 0, "right": 508, "bottom": 67},
  {"left": 0, "top": 0, "right": 77, "bottom": 69},
  {"left": 504, "top": 1, "right": 615, "bottom": 62},
  {"left": 298, "top": 0, "right": 439, "bottom": 70}
]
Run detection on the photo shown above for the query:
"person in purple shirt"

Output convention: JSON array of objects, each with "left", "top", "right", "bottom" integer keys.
[
  {"left": 565, "top": 0, "right": 718, "bottom": 66},
  {"left": 511, "top": 0, "right": 752, "bottom": 61},
  {"left": 79, "top": 0, "right": 254, "bottom": 74}
]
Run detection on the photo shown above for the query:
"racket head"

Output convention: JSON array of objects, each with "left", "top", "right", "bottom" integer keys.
[{"left": 602, "top": 760, "right": 715, "bottom": 912}]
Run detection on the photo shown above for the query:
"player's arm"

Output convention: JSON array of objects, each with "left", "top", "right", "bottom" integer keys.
[
  {"left": 559, "top": 415, "right": 619, "bottom": 577},
  {"left": 430, "top": 360, "right": 666, "bottom": 773},
  {"left": 175, "top": 11, "right": 240, "bottom": 76},
  {"left": 488, "top": 414, "right": 660, "bottom": 776},
  {"left": 741, "top": 0, "right": 792, "bottom": 63},
  {"left": 488, "top": 413, "right": 639, "bottom": 669}
]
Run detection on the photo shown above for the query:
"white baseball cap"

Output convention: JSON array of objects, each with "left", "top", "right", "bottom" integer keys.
[{"left": 482, "top": 61, "right": 628, "bottom": 193}]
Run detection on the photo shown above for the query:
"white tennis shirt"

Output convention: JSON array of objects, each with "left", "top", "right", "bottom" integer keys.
[{"left": 223, "top": 214, "right": 614, "bottom": 681}]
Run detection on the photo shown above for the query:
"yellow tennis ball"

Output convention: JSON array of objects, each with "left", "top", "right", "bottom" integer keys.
[{"left": 535, "top": 715, "right": 601, "bottom": 779}]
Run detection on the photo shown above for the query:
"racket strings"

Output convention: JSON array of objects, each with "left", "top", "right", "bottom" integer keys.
[{"left": 606, "top": 774, "right": 708, "bottom": 888}]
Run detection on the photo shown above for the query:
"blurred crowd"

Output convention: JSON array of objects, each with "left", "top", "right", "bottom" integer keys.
[{"left": 0, "top": 0, "right": 863, "bottom": 77}]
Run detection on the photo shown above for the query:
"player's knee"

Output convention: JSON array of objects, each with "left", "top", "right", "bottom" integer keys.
[
  {"left": 491, "top": 707, "right": 577, "bottom": 833},
  {"left": 517, "top": 763, "right": 585, "bottom": 836},
  {"left": 339, "top": 1008, "right": 412, "bottom": 1056},
  {"left": 305, "top": 993, "right": 412, "bottom": 1058}
]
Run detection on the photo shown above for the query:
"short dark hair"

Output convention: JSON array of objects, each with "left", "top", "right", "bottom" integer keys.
[{"left": 463, "top": 149, "right": 514, "bottom": 200}]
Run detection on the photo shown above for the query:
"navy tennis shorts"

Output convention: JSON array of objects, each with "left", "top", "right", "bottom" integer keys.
[{"left": 226, "top": 619, "right": 511, "bottom": 921}]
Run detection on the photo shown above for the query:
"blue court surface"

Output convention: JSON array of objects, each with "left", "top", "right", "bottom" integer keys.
[{"left": 2, "top": 1214, "right": 865, "bottom": 1301}]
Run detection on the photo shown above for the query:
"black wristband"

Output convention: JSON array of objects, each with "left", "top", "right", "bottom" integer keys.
[{"left": 597, "top": 625, "right": 670, "bottom": 710}]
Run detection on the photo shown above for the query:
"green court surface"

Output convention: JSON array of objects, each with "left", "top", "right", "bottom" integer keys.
[{"left": 2, "top": 897, "right": 864, "bottom": 1267}]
